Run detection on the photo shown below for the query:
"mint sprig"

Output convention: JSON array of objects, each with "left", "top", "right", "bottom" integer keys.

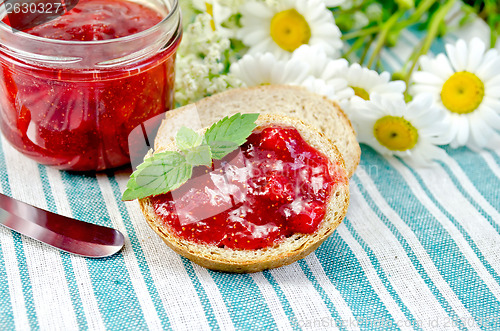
[{"left": 122, "top": 113, "right": 259, "bottom": 201}]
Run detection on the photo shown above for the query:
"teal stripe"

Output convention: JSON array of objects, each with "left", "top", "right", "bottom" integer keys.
[
  {"left": 12, "top": 232, "right": 39, "bottom": 330},
  {"left": 361, "top": 145, "right": 500, "bottom": 329},
  {"left": 0, "top": 242, "right": 14, "bottom": 330},
  {"left": 0, "top": 137, "right": 38, "bottom": 330},
  {"left": 0, "top": 138, "right": 15, "bottom": 330},
  {"left": 114, "top": 171, "right": 218, "bottom": 330},
  {"left": 106, "top": 174, "right": 172, "bottom": 330},
  {"left": 181, "top": 258, "right": 221, "bottom": 330},
  {"left": 37, "top": 164, "right": 87, "bottom": 329},
  {"left": 60, "top": 171, "right": 149, "bottom": 330},
  {"left": 261, "top": 270, "right": 300, "bottom": 330},
  {"left": 314, "top": 232, "right": 399, "bottom": 330},
  {"left": 296, "top": 259, "right": 347, "bottom": 330},
  {"left": 208, "top": 270, "right": 280, "bottom": 330},
  {"left": 442, "top": 146, "right": 500, "bottom": 216},
  {"left": 404, "top": 27, "right": 447, "bottom": 55},
  {"left": 352, "top": 175, "right": 466, "bottom": 330},
  {"left": 342, "top": 220, "right": 422, "bottom": 330},
  {"left": 490, "top": 151, "right": 500, "bottom": 171},
  {"left": 398, "top": 159, "right": 500, "bottom": 329}
]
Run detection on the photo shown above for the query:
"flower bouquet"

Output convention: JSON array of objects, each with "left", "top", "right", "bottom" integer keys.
[{"left": 175, "top": 0, "right": 500, "bottom": 166}]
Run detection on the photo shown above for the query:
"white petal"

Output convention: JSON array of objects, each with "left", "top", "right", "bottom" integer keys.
[
  {"left": 240, "top": 2, "right": 273, "bottom": 19},
  {"left": 446, "top": 39, "right": 468, "bottom": 71},
  {"left": 411, "top": 71, "right": 444, "bottom": 86},
  {"left": 466, "top": 37, "right": 486, "bottom": 72},
  {"left": 453, "top": 115, "right": 470, "bottom": 147}
]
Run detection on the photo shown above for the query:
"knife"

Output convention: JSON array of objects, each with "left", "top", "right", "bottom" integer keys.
[{"left": 0, "top": 193, "right": 124, "bottom": 258}]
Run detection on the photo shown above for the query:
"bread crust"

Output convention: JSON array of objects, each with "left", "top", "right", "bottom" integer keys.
[
  {"left": 155, "top": 85, "right": 360, "bottom": 177},
  {"left": 139, "top": 114, "right": 349, "bottom": 273}
]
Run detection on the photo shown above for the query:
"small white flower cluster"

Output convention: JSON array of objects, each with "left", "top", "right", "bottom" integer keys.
[{"left": 174, "top": 13, "right": 243, "bottom": 105}]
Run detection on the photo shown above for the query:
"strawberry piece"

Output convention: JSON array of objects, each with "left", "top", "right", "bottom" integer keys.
[
  {"left": 288, "top": 201, "right": 326, "bottom": 234},
  {"left": 264, "top": 174, "right": 296, "bottom": 202}
]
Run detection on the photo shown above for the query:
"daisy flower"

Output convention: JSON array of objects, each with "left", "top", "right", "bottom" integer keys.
[
  {"left": 229, "top": 52, "right": 309, "bottom": 86},
  {"left": 291, "top": 45, "right": 353, "bottom": 101},
  {"left": 411, "top": 37, "right": 500, "bottom": 150},
  {"left": 238, "top": 0, "right": 343, "bottom": 59},
  {"left": 352, "top": 94, "right": 451, "bottom": 166},
  {"left": 339, "top": 63, "right": 406, "bottom": 102},
  {"left": 334, "top": 63, "right": 406, "bottom": 115}
]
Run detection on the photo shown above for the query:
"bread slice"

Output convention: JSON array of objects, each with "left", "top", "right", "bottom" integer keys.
[
  {"left": 155, "top": 85, "right": 360, "bottom": 177},
  {"left": 139, "top": 114, "right": 350, "bottom": 273}
]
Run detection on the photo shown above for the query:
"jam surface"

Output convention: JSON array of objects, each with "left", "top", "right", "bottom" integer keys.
[
  {"left": 0, "top": 0, "right": 177, "bottom": 171},
  {"left": 151, "top": 126, "right": 342, "bottom": 250},
  {"left": 24, "top": 0, "right": 162, "bottom": 40}
]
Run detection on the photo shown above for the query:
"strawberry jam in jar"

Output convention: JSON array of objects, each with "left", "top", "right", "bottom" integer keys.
[{"left": 0, "top": 0, "right": 181, "bottom": 170}]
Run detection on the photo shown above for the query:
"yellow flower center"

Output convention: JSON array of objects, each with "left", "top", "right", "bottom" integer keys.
[
  {"left": 205, "top": 3, "right": 216, "bottom": 31},
  {"left": 373, "top": 116, "right": 419, "bottom": 151},
  {"left": 440, "top": 71, "right": 484, "bottom": 114},
  {"left": 270, "top": 9, "right": 311, "bottom": 52},
  {"left": 351, "top": 86, "right": 370, "bottom": 100}
]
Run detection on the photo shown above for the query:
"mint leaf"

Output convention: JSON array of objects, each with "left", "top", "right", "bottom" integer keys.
[
  {"left": 176, "top": 126, "right": 202, "bottom": 151},
  {"left": 206, "top": 141, "right": 239, "bottom": 160},
  {"left": 122, "top": 151, "right": 192, "bottom": 201},
  {"left": 122, "top": 113, "right": 259, "bottom": 201},
  {"left": 185, "top": 144, "right": 212, "bottom": 167},
  {"left": 204, "top": 113, "right": 259, "bottom": 159}
]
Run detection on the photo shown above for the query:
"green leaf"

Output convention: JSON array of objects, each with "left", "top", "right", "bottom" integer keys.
[
  {"left": 207, "top": 141, "right": 239, "bottom": 160},
  {"left": 204, "top": 113, "right": 259, "bottom": 159},
  {"left": 122, "top": 113, "right": 259, "bottom": 200},
  {"left": 176, "top": 126, "right": 202, "bottom": 151},
  {"left": 185, "top": 144, "right": 212, "bottom": 167},
  {"left": 122, "top": 151, "right": 193, "bottom": 201}
]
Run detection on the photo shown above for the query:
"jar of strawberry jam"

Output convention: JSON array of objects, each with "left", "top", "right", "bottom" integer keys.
[{"left": 0, "top": 0, "right": 181, "bottom": 171}]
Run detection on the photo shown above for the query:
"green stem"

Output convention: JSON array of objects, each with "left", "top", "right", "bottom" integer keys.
[
  {"left": 485, "top": 0, "right": 498, "bottom": 47},
  {"left": 367, "top": 10, "right": 404, "bottom": 68},
  {"left": 403, "top": 0, "right": 457, "bottom": 95},
  {"left": 360, "top": 35, "right": 375, "bottom": 65},
  {"left": 393, "top": 0, "right": 436, "bottom": 31},
  {"left": 342, "top": 26, "right": 379, "bottom": 40},
  {"left": 344, "top": 35, "right": 367, "bottom": 58}
]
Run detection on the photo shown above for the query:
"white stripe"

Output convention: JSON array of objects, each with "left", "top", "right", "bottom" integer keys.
[
  {"left": 385, "top": 157, "right": 500, "bottom": 303},
  {"left": 304, "top": 254, "right": 360, "bottom": 331},
  {"left": 354, "top": 171, "right": 480, "bottom": 330},
  {"left": 96, "top": 175, "right": 164, "bottom": 330},
  {"left": 412, "top": 162, "right": 500, "bottom": 278},
  {"left": 380, "top": 49, "right": 402, "bottom": 71},
  {"left": 270, "top": 263, "right": 340, "bottom": 330},
  {"left": 114, "top": 170, "right": 212, "bottom": 331},
  {"left": 348, "top": 183, "right": 451, "bottom": 329},
  {"left": 0, "top": 228, "right": 30, "bottom": 330},
  {"left": 400, "top": 30, "right": 420, "bottom": 48},
  {"left": 439, "top": 155, "right": 500, "bottom": 227},
  {"left": 0, "top": 153, "right": 30, "bottom": 331},
  {"left": 481, "top": 151, "right": 500, "bottom": 180},
  {"left": 2, "top": 140, "right": 79, "bottom": 330},
  {"left": 336, "top": 225, "right": 410, "bottom": 329},
  {"left": 250, "top": 272, "right": 292, "bottom": 331},
  {"left": 191, "top": 264, "right": 235, "bottom": 331},
  {"left": 45, "top": 167, "right": 106, "bottom": 331}
]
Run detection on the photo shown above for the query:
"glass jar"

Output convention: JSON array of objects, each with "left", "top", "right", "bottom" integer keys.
[{"left": 0, "top": 0, "right": 181, "bottom": 171}]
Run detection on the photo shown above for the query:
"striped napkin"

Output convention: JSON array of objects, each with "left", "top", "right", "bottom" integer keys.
[{"left": 1, "top": 28, "right": 500, "bottom": 331}]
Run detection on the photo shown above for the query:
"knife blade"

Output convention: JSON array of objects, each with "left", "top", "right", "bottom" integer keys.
[{"left": 0, "top": 193, "right": 124, "bottom": 258}]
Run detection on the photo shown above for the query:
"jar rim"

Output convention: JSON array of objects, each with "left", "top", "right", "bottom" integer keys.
[{"left": 0, "top": 0, "right": 179, "bottom": 45}]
